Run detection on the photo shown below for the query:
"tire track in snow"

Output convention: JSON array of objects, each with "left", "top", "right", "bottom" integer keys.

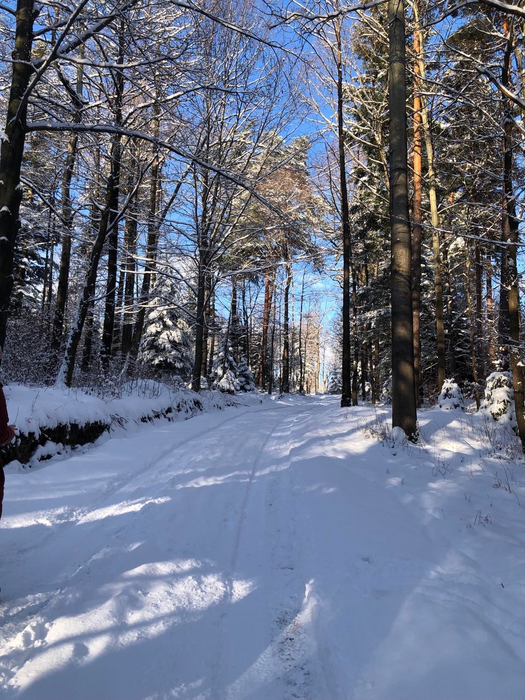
[
  {"left": 1, "top": 403, "right": 297, "bottom": 570},
  {"left": 228, "top": 414, "right": 286, "bottom": 573},
  {"left": 263, "top": 406, "right": 335, "bottom": 700},
  {"left": 217, "top": 406, "right": 333, "bottom": 700},
  {"left": 209, "top": 411, "right": 286, "bottom": 699},
  {"left": 263, "top": 409, "right": 329, "bottom": 700},
  {"left": 0, "top": 404, "right": 301, "bottom": 693}
]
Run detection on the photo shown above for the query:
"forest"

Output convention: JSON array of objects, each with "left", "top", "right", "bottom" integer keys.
[
  {"left": 1, "top": 0, "right": 524, "bottom": 437},
  {"left": 4, "top": 2, "right": 525, "bottom": 697}
]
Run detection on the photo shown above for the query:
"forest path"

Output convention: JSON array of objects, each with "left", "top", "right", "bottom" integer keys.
[{"left": 1, "top": 397, "right": 525, "bottom": 699}]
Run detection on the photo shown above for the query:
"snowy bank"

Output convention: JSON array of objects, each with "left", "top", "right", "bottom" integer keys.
[{"left": 2, "top": 383, "right": 259, "bottom": 469}]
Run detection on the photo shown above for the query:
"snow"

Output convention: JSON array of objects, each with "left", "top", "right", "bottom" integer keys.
[
  {"left": 211, "top": 346, "right": 240, "bottom": 394},
  {"left": 449, "top": 236, "right": 466, "bottom": 254},
  {"left": 5, "top": 385, "right": 110, "bottom": 438},
  {"left": 3, "top": 383, "right": 248, "bottom": 468},
  {"left": 480, "top": 371, "right": 516, "bottom": 429},
  {"left": 438, "top": 378, "right": 464, "bottom": 409},
  {"left": 1, "top": 397, "right": 525, "bottom": 698},
  {"left": 5, "top": 383, "right": 234, "bottom": 437}
]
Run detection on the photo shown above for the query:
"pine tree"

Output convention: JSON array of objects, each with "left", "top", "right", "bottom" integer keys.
[
  {"left": 211, "top": 343, "right": 239, "bottom": 394},
  {"left": 138, "top": 261, "right": 193, "bottom": 380}
]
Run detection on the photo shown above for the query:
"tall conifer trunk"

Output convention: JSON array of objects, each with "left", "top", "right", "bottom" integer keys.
[
  {"left": 389, "top": 0, "right": 417, "bottom": 437},
  {"left": 334, "top": 18, "right": 353, "bottom": 408},
  {"left": 502, "top": 20, "right": 525, "bottom": 449},
  {"left": 412, "top": 24, "right": 423, "bottom": 407},
  {"left": 486, "top": 251, "right": 496, "bottom": 368},
  {"left": 414, "top": 6, "right": 446, "bottom": 393},
  {"left": 475, "top": 243, "right": 485, "bottom": 380},
  {"left": 0, "top": 0, "right": 37, "bottom": 350},
  {"left": 466, "top": 244, "right": 479, "bottom": 407},
  {"left": 442, "top": 239, "right": 457, "bottom": 376},
  {"left": 298, "top": 270, "right": 305, "bottom": 394},
  {"left": 208, "top": 291, "right": 216, "bottom": 376},
  {"left": 281, "top": 254, "right": 292, "bottom": 393},
  {"left": 259, "top": 268, "right": 275, "bottom": 389}
]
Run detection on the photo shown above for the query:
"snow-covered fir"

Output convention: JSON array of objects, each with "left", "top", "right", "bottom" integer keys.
[
  {"left": 236, "top": 357, "right": 256, "bottom": 392},
  {"left": 211, "top": 344, "right": 240, "bottom": 394},
  {"left": 139, "top": 304, "right": 193, "bottom": 379},
  {"left": 438, "top": 378, "right": 464, "bottom": 409},
  {"left": 480, "top": 371, "right": 517, "bottom": 429},
  {"left": 138, "top": 260, "right": 193, "bottom": 380}
]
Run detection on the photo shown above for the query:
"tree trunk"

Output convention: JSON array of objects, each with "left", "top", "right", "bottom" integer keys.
[
  {"left": 0, "top": 0, "right": 37, "bottom": 350},
  {"left": 41, "top": 213, "right": 50, "bottom": 321},
  {"left": 303, "top": 338, "right": 308, "bottom": 392},
  {"left": 502, "top": 21, "right": 525, "bottom": 450},
  {"left": 335, "top": 20, "right": 353, "bottom": 408},
  {"left": 207, "top": 290, "right": 216, "bottom": 376},
  {"left": 241, "top": 278, "right": 249, "bottom": 363},
  {"left": 46, "top": 236, "right": 55, "bottom": 330},
  {"left": 191, "top": 254, "right": 206, "bottom": 392},
  {"left": 315, "top": 323, "right": 320, "bottom": 394},
  {"left": 367, "top": 331, "right": 373, "bottom": 402},
  {"left": 80, "top": 159, "right": 102, "bottom": 374},
  {"left": 499, "top": 240, "right": 510, "bottom": 349},
  {"left": 486, "top": 251, "right": 496, "bottom": 368},
  {"left": 475, "top": 243, "right": 485, "bottom": 380},
  {"left": 415, "top": 9, "right": 446, "bottom": 394},
  {"left": 56, "top": 133, "right": 122, "bottom": 386},
  {"left": 442, "top": 238, "right": 457, "bottom": 377},
  {"left": 80, "top": 302, "right": 95, "bottom": 373},
  {"left": 121, "top": 186, "right": 138, "bottom": 356},
  {"left": 466, "top": 244, "right": 479, "bottom": 407},
  {"left": 131, "top": 108, "right": 161, "bottom": 358},
  {"left": 52, "top": 61, "right": 84, "bottom": 353},
  {"left": 201, "top": 277, "right": 210, "bottom": 377},
  {"left": 101, "top": 27, "right": 125, "bottom": 366},
  {"left": 230, "top": 277, "right": 238, "bottom": 359},
  {"left": 361, "top": 332, "right": 368, "bottom": 401},
  {"left": 298, "top": 269, "right": 305, "bottom": 393},
  {"left": 412, "top": 24, "right": 423, "bottom": 407},
  {"left": 268, "top": 293, "right": 277, "bottom": 395},
  {"left": 281, "top": 256, "right": 292, "bottom": 393},
  {"left": 374, "top": 330, "right": 381, "bottom": 399},
  {"left": 351, "top": 274, "right": 359, "bottom": 406},
  {"left": 114, "top": 261, "right": 125, "bottom": 351},
  {"left": 259, "top": 268, "right": 275, "bottom": 389},
  {"left": 389, "top": 0, "right": 417, "bottom": 437}
]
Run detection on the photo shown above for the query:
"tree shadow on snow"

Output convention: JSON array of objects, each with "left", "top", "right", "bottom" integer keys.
[{"left": 2, "top": 403, "right": 525, "bottom": 699}]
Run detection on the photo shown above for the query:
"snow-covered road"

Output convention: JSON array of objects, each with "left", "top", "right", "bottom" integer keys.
[{"left": 2, "top": 396, "right": 525, "bottom": 699}]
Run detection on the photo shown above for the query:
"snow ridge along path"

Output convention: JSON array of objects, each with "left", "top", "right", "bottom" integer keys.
[{"left": 1, "top": 396, "right": 525, "bottom": 699}]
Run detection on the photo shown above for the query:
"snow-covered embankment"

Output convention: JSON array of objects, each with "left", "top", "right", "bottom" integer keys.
[{"left": 2, "top": 383, "right": 248, "bottom": 469}]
